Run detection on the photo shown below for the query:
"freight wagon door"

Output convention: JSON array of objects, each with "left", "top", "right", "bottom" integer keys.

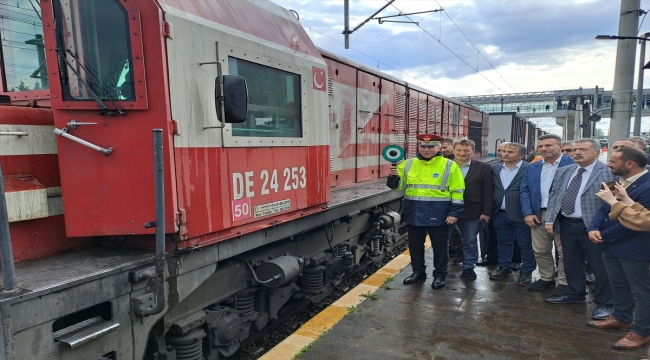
[{"left": 355, "top": 71, "right": 381, "bottom": 182}]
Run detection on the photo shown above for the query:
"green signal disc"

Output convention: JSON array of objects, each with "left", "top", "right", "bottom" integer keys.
[{"left": 382, "top": 145, "right": 405, "bottom": 162}]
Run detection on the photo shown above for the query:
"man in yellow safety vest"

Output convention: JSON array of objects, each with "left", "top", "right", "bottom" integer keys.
[{"left": 387, "top": 134, "right": 465, "bottom": 289}]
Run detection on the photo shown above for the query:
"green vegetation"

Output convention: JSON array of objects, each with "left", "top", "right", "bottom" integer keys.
[{"left": 360, "top": 292, "right": 379, "bottom": 300}]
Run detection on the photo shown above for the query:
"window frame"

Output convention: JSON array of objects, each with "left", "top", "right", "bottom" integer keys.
[
  {"left": 219, "top": 42, "right": 308, "bottom": 148},
  {"left": 40, "top": 0, "right": 148, "bottom": 110},
  {"left": 0, "top": 2, "right": 50, "bottom": 102}
]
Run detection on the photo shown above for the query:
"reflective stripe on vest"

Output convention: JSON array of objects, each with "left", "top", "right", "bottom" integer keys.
[
  {"left": 403, "top": 159, "right": 414, "bottom": 178},
  {"left": 404, "top": 195, "right": 452, "bottom": 201},
  {"left": 439, "top": 159, "right": 453, "bottom": 191},
  {"left": 406, "top": 184, "right": 445, "bottom": 190},
  {"left": 403, "top": 157, "right": 453, "bottom": 190}
]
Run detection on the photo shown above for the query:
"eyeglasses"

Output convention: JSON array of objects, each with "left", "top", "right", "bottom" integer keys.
[{"left": 419, "top": 145, "right": 436, "bottom": 148}]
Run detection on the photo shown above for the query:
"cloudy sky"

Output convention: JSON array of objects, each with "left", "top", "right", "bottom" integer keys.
[{"left": 273, "top": 0, "right": 650, "bottom": 133}]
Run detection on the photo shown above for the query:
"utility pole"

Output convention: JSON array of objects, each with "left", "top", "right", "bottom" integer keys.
[
  {"left": 634, "top": 33, "right": 650, "bottom": 136},
  {"left": 609, "top": 0, "right": 640, "bottom": 148}
]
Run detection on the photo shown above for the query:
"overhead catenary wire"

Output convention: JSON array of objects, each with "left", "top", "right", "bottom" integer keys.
[
  {"left": 306, "top": 25, "right": 447, "bottom": 92},
  {"left": 386, "top": 0, "right": 515, "bottom": 94}
]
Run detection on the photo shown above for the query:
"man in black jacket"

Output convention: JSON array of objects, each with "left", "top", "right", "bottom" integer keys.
[{"left": 453, "top": 139, "right": 493, "bottom": 280}]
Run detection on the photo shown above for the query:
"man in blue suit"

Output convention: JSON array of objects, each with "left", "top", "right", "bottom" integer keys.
[
  {"left": 587, "top": 147, "right": 650, "bottom": 350},
  {"left": 521, "top": 134, "right": 574, "bottom": 292}
]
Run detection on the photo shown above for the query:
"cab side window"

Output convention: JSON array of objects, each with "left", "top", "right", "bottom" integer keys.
[{"left": 228, "top": 57, "right": 302, "bottom": 138}]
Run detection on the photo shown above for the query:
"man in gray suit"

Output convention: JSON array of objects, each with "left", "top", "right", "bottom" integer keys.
[
  {"left": 490, "top": 142, "right": 535, "bottom": 285},
  {"left": 544, "top": 138, "right": 615, "bottom": 320}
]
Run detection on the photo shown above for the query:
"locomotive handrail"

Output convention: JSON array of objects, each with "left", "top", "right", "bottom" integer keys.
[
  {"left": 0, "top": 163, "right": 19, "bottom": 295},
  {"left": 0, "top": 132, "right": 29, "bottom": 136},
  {"left": 53, "top": 128, "right": 113, "bottom": 155}
]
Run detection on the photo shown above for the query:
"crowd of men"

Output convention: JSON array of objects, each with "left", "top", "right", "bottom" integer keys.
[{"left": 387, "top": 133, "right": 650, "bottom": 351}]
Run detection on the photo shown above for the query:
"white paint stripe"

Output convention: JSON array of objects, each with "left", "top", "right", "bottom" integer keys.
[
  {"left": 0, "top": 125, "right": 57, "bottom": 156},
  {"left": 5, "top": 188, "right": 48, "bottom": 222}
]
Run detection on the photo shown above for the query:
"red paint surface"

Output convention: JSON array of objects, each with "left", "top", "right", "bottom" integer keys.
[
  {"left": 1, "top": 155, "right": 60, "bottom": 188},
  {"left": 40, "top": 0, "right": 179, "bottom": 237},
  {"left": 0, "top": 106, "right": 54, "bottom": 126},
  {"left": 10, "top": 215, "right": 93, "bottom": 262},
  {"left": 174, "top": 145, "right": 330, "bottom": 240}
]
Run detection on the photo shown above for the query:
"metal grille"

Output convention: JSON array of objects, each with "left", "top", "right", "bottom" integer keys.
[
  {"left": 327, "top": 77, "right": 334, "bottom": 96},
  {"left": 408, "top": 97, "right": 418, "bottom": 157},
  {"left": 419, "top": 100, "right": 427, "bottom": 134},
  {"left": 394, "top": 93, "right": 405, "bottom": 148},
  {"left": 427, "top": 100, "right": 436, "bottom": 134}
]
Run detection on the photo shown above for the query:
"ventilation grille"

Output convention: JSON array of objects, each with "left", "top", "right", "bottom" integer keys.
[{"left": 327, "top": 77, "right": 334, "bottom": 96}]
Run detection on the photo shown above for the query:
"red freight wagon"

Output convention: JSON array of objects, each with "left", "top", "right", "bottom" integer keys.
[{"left": 0, "top": 1, "right": 488, "bottom": 358}]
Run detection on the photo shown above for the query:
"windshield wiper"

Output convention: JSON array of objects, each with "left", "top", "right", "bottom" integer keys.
[
  {"left": 64, "top": 49, "right": 126, "bottom": 116},
  {"left": 55, "top": 49, "right": 117, "bottom": 115},
  {"left": 52, "top": 17, "right": 125, "bottom": 116}
]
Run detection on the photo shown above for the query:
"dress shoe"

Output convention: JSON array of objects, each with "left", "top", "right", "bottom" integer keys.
[
  {"left": 591, "top": 306, "right": 614, "bottom": 320},
  {"left": 552, "top": 284, "right": 568, "bottom": 296},
  {"left": 517, "top": 272, "right": 532, "bottom": 285},
  {"left": 545, "top": 294, "right": 585, "bottom": 304},
  {"left": 586, "top": 273, "right": 596, "bottom": 284},
  {"left": 528, "top": 279, "right": 556, "bottom": 291},
  {"left": 587, "top": 316, "right": 631, "bottom": 330},
  {"left": 511, "top": 262, "right": 522, "bottom": 271},
  {"left": 431, "top": 276, "right": 446, "bottom": 289},
  {"left": 489, "top": 267, "right": 512, "bottom": 279},
  {"left": 403, "top": 272, "right": 426, "bottom": 284},
  {"left": 476, "top": 260, "right": 498, "bottom": 267},
  {"left": 614, "top": 332, "right": 650, "bottom": 350},
  {"left": 462, "top": 268, "right": 477, "bottom": 280}
]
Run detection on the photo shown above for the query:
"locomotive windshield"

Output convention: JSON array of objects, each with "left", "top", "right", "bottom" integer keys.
[
  {"left": 228, "top": 57, "right": 302, "bottom": 138},
  {"left": 0, "top": 0, "right": 49, "bottom": 92},
  {"left": 52, "top": 0, "right": 134, "bottom": 102}
]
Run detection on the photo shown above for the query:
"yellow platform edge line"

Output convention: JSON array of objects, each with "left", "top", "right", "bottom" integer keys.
[{"left": 259, "top": 236, "right": 430, "bottom": 360}]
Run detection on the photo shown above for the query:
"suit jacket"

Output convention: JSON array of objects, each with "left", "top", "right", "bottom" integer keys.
[
  {"left": 545, "top": 160, "right": 615, "bottom": 233},
  {"left": 520, "top": 154, "right": 575, "bottom": 221},
  {"left": 459, "top": 160, "right": 493, "bottom": 220},
  {"left": 492, "top": 161, "right": 529, "bottom": 222},
  {"left": 588, "top": 172, "right": 650, "bottom": 261}
]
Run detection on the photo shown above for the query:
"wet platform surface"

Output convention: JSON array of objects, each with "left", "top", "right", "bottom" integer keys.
[{"left": 298, "top": 250, "right": 649, "bottom": 360}]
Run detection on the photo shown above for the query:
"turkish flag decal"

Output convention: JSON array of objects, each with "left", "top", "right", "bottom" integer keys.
[{"left": 312, "top": 66, "right": 326, "bottom": 91}]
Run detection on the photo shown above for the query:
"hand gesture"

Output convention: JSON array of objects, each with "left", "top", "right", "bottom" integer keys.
[
  {"left": 524, "top": 214, "right": 539, "bottom": 229},
  {"left": 595, "top": 183, "right": 617, "bottom": 205}
]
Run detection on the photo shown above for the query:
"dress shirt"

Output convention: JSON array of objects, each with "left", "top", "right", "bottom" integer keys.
[
  {"left": 540, "top": 154, "right": 564, "bottom": 208},
  {"left": 562, "top": 160, "right": 598, "bottom": 218},
  {"left": 500, "top": 160, "right": 523, "bottom": 209},
  {"left": 459, "top": 160, "right": 471, "bottom": 178},
  {"left": 620, "top": 169, "right": 648, "bottom": 188}
]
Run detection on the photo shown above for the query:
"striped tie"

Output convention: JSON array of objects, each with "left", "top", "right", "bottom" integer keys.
[{"left": 560, "top": 168, "right": 586, "bottom": 216}]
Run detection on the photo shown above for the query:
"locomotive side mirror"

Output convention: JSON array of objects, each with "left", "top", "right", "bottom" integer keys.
[{"left": 215, "top": 75, "right": 248, "bottom": 123}]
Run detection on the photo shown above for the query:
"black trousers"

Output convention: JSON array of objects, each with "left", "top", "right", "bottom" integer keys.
[
  {"left": 560, "top": 216, "right": 613, "bottom": 306},
  {"left": 486, "top": 220, "right": 521, "bottom": 263},
  {"left": 408, "top": 224, "right": 449, "bottom": 277}
]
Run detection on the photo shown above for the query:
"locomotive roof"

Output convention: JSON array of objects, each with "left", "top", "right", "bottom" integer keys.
[{"left": 317, "top": 47, "right": 485, "bottom": 115}]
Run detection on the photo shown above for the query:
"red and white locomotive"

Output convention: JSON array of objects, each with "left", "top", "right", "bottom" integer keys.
[{"left": 0, "top": 0, "right": 487, "bottom": 358}]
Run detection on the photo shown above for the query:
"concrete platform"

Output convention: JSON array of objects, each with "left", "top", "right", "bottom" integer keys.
[{"left": 287, "top": 248, "right": 649, "bottom": 359}]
